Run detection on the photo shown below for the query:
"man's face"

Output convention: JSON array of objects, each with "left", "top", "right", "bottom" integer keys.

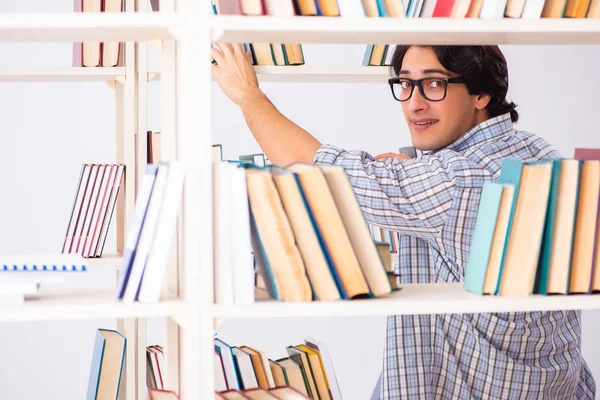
[{"left": 398, "top": 46, "right": 489, "bottom": 151}]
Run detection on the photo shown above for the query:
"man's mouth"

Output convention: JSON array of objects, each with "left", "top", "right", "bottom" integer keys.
[{"left": 412, "top": 119, "right": 439, "bottom": 130}]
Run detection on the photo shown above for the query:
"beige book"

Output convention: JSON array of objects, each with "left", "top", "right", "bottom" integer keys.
[
  {"left": 570, "top": 161, "right": 600, "bottom": 293},
  {"left": 287, "top": 164, "right": 370, "bottom": 299},
  {"left": 362, "top": 0, "right": 380, "bottom": 16},
  {"left": 252, "top": 43, "right": 275, "bottom": 66},
  {"left": 268, "top": 359, "right": 288, "bottom": 387},
  {"left": 564, "top": 0, "right": 591, "bottom": 16},
  {"left": 246, "top": 168, "right": 312, "bottom": 302},
  {"left": 547, "top": 160, "right": 580, "bottom": 294},
  {"left": 286, "top": 347, "right": 320, "bottom": 400},
  {"left": 384, "top": 0, "right": 406, "bottom": 16},
  {"left": 277, "top": 358, "right": 310, "bottom": 397},
  {"left": 541, "top": 0, "right": 567, "bottom": 16},
  {"left": 587, "top": 0, "right": 600, "bottom": 17},
  {"left": 271, "top": 167, "right": 341, "bottom": 301},
  {"left": 296, "top": 345, "right": 331, "bottom": 400},
  {"left": 483, "top": 185, "right": 515, "bottom": 294},
  {"left": 319, "top": 165, "right": 392, "bottom": 297},
  {"left": 243, "top": 388, "right": 280, "bottom": 399},
  {"left": 240, "top": 346, "right": 270, "bottom": 389},
  {"left": 101, "top": 0, "right": 123, "bottom": 66},
  {"left": 269, "top": 387, "right": 311, "bottom": 399},
  {"left": 499, "top": 164, "right": 553, "bottom": 296}
]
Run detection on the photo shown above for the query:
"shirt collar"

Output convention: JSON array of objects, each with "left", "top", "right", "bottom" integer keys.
[{"left": 443, "top": 113, "right": 515, "bottom": 153}]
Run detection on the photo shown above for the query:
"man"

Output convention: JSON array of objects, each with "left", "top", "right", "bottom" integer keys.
[{"left": 212, "top": 44, "right": 596, "bottom": 399}]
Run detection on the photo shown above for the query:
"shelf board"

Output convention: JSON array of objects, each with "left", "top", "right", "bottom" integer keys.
[
  {"left": 0, "top": 67, "right": 127, "bottom": 82},
  {"left": 0, "top": 289, "right": 189, "bottom": 322},
  {"left": 0, "top": 13, "right": 176, "bottom": 42},
  {"left": 210, "top": 17, "right": 600, "bottom": 45},
  {"left": 148, "top": 66, "right": 393, "bottom": 83},
  {"left": 213, "top": 283, "right": 600, "bottom": 318}
]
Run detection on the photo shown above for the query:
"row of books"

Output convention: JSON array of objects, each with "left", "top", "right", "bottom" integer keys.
[
  {"left": 74, "top": 0, "right": 124, "bottom": 67},
  {"left": 212, "top": 0, "right": 599, "bottom": 18},
  {"left": 147, "top": 345, "right": 166, "bottom": 391},
  {"left": 465, "top": 148, "right": 600, "bottom": 297},
  {"left": 214, "top": 159, "right": 394, "bottom": 303},
  {"left": 215, "top": 336, "right": 341, "bottom": 400},
  {"left": 62, "top": 163, "right": 125, "bottom": 258},
  {"left": 116, "top": 162, "right": 185, "bottom": 303}
]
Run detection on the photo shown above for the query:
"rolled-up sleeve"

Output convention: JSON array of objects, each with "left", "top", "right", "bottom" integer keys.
[{"left": 314, "top": 144, "right": 484, "bottom": 243}]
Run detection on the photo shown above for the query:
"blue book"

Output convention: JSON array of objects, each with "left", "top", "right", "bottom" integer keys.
[
  {"left": 376, "top": 0, "right": 388, "bottom": 15},
  {"left": 464, "top": 182, "right": 506, "bottom": 295},
  {"left": 86, "top": 329, "right": 126, "bottom": 400},
  {"left": 116, "top": 165, "right": 159, "bottom": 299}
]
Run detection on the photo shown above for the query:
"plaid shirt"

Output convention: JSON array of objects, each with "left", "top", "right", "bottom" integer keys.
[{"left": 314, "top": 113, "right": 596, "bottom": 399}]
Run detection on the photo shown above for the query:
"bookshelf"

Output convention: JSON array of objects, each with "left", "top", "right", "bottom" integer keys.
[
  {"left": 5, "top": 2, "right": 600, "bottom": 400},
  {"left": 214, "top": 283, "right": 600, "bottom": 319},
  {"left": 210, "top": 16, "right": 600, "bottom": 44},
  {"left": 0, "top": 67, "right": 127, "bottom": 82},
  {"left": 199, "top": 10, "right": 600, "bottom": 400}
]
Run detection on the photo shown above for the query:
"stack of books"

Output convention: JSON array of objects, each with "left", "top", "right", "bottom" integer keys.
[
  {"left": 211, "top": 0, "right": 599, "bottom": 18},
  {"left": 62, "top": 163, "right": 125, "bottom": 258},
  {"left": 215, "top": 336, "right": 341, "bottom": 400},
  {"left": 213, "top": 160, "right": 395, "bottom": 304},
  {"left": 465, "top": 148, "right": 600, "bottom": 296},
  {"left": 73, "top": 0, "right": 125, "bottom": 67}
]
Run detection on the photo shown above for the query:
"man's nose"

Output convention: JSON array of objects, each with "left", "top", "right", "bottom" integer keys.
[{"left": 407, "top": 86, "right": 429, "bottom": 113}]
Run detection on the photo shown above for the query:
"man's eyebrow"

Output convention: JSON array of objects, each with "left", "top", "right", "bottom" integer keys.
[
  {"left": 398, "top": 68, "right": 452, "bottom": 76},
  {"left": 422, "top": 69, "right": 451, "bottom": 76}
]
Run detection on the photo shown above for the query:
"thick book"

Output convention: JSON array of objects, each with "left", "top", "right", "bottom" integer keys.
[{"left": 86, "top": 329, "right": 126, "bottom": 400}]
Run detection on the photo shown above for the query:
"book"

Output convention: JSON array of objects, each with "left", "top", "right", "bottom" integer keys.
[
  {"left": 498, "top": 162, "right": 553, "bottom": 296},
  {"left": 86, "top": 329, "right": 126, "bottom": 400}
]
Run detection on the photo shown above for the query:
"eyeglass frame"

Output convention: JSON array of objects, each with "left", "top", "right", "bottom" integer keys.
[{"left": 388, "top": 76, "right": 466, "bottom": 102}]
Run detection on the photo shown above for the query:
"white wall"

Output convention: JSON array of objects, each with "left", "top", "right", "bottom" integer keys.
[{"left": 0, "top": 1, "right": 599, "bottom": 398}]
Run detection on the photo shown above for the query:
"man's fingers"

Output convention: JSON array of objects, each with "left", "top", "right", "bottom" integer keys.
[
  {"left": 232, "top": 43, "right": 245, "bottom": 56},
  {"left": 211, "top": 48, "right": 225, "bottom": 65},
  {"left": 216, "top": 42, "right": 234, "bottom": 57}
]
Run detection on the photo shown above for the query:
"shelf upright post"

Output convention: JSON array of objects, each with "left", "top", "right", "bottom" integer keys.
[
  {"left": 115, "top": 0, "right": 140, "bottom": 398},
  {"left": 175, "top": 0, "right": 211, "bottom": 398}
]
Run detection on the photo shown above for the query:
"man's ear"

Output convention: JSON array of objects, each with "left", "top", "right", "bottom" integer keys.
[{"left": 475, "top": 93, "right": 491, "bottom": 110}]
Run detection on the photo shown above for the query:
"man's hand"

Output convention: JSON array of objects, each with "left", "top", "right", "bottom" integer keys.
[
  {"left": 375, "top": 153, "right": 412, "bottom": 161},
  {"left": 212, "top": 42, "right": 262, "bottom": 106}
]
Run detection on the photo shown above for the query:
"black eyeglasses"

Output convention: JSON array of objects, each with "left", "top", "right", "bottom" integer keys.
[{"left": 388, "top": 76, "right": 466, "bottom": 102}]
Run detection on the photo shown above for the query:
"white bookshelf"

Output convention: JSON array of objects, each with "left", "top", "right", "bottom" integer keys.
[
  {"left": 5, "top": 2, "right": 600, "bottom": 400},
  {"left": 0, "top": 13, "right": 176, "bottom": 42},
  {"left": 200, "top": 13, "right": 600, "bottom": 400},
  {"left": 149, "top": 65, "right": 393, "bottom": 83},
  {"left": 0, "top": 289, "right": 187, "bottom": 323},
  {"left": 0, "top": 67, "right": 126, "bottom": 83},
  {"left": 211, "top": 16, "right": 600, "bottom": 44},
  {"left": 214, "top": 283, "right": 600, "bottom": 318}
]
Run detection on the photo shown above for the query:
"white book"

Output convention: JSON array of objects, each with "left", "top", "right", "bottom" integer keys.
[
  {"left": 228, "top": 164, "right": 254, "bottom": 305},
  {"left": 122, "top": 165, "right": 170, "bottom": 303},
  {"left": 264, "top": 0, "right": 295, "bottom": 15},
  {"left": 212, "top": 161, "right": 234, "bottom": 305},
  {"left": 338, "top": 0, "right": 367, "bottom": 15},
  {"left": 0, "top": 282, "right": 38, "bottom": 295},
  {"left": 231, "top": 347, "right": 259, "bottom": 390},
  {"left": 480, "top": 0, "right": 508, "bottom": 18},
  {"left": 304, "top": 336, "right": 343, "bottom": 400},
  {"left": 521, "top": 0, "right": 545, "bottom": 18},
  {"left": 215, "top": 339, "right": 240, "bottom": 390},
  {"left": 137, "top": 162, "right": 185, "bottom": 303}
]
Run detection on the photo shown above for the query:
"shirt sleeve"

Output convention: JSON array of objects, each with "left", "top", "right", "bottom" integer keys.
[{"left": 313, "top": 144, "right": 486, "bottom": 243}]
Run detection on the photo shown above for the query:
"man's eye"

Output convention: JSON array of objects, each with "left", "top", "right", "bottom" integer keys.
[
  {"left": 399, "top": 81, "right": 412, "bottom": 89},
  {"left": 428, "top": 79, "right": 445, "bottom": 88}
]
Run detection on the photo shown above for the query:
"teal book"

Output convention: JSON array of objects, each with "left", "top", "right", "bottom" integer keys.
[
  {"left": 464, "top": 182, "right": 505, "bottom": 295},
  {"left": 535, "top": 160, "right": 562, "bottom": 294},
  {"left": 86, "top": 329, "right": 126, "bottom": 400},
  {"left": 376, "top": 0, "right": 388, "bottom": 15},
  {"left": 362, "top": 44, "right": 374, "bottom": 66}
]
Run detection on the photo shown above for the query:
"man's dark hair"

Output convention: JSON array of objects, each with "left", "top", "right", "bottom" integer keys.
[{"left": 391, "top": 46, "right": 519, "bottom": 123}]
